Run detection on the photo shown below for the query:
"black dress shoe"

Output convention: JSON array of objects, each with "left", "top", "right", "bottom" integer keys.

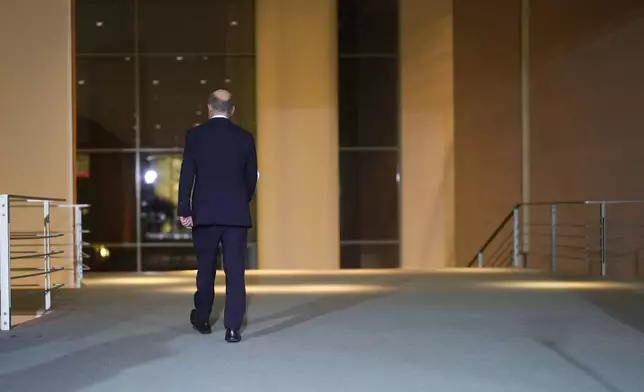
[
  {"left": 225, "top": 328, "right": 242, "bottom": 343},
  {"left": 190, "top": 309, "right": 212, "bottom": 335}
]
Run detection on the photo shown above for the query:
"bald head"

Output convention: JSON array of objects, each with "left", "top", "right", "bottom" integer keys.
[
  {"left": 207, "top": 89, "right": 235, "bottom": 118},
  {"left": 213, "top": 89, "right": 231, "bottom": 101}
]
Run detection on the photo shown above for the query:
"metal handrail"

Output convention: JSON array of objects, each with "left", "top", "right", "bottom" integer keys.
[
  {"left": 520, "top": 200, "right": 644, "bottom": 206},
  {"left": 10, "top": 250, "right": 65, "bottom": 260},
  {"left": 487, "top": 231, "right": 513, "bottom": 263},
  {"left": 7, "top": 195, "right": 66, "bottom": 203},
  {"left": 0, "top": 194, "right": 90, "bottom": 331},
  {"left": 470, "top": 205, "right": 518, "bottom": 265},
  {"left": 468, "top": 199, "right": 644, "bottom": 276},
  {"left": 469, "top": 200, "right": 583, "bottom": 266},
  {"left": 11, "top": 267, "right": 66, "bottom": 280},
  {"left": 11, "top": 233, "right": 66, "bottom": 240}
]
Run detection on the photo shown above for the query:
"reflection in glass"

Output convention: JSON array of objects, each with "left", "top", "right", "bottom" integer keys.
[
  {"left": 76, "top": 0, "right": 135, "bottom": 54},
  {"left": 84, "top": 246, "right": 137, "bottom": 272},
  {"left": 142, "top": 245, "right": 257, "bottom": 271},
  {"left": 138, "top": 0, "right": 254, "bottom": 53},
  {"left": 339, "top": 58, "right": 398, "bottom": 147},
  {"left": 341, "top": 244, "right": 399, "bottom": 269},
  {"left": 140, "top": 154, "right": 258, "bottom": 242},
  {"left": 340, "top": 151, "right": 399, "bottom": 241},
  {"left": 140, "top": 154, "right": 187, "bottom": 242},
  {"left": 76, "top": 56, "right": 136, "bottom": 148},
  {"left": 139, "top": 56, "right": 256, "bottom": 147},
  {"left": 142, "top": 247, "right": 198, "bottom": 271},
  {"left": 76, "top": 153, "right": 137, "bottom": 243},
  {"left": 75, "top": 0, "right": 257, "bottom": 271}
]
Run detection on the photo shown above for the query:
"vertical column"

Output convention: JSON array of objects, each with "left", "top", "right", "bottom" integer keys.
[
  {"left": 400, "top": 0, "right": 455, "bottom": 269},
  {"left": 521, "top": 0, "right": 531, "bottom": 258},
  {"left": 256, "top": 0, "right": 339, "bottom": 269},
  {"left": 451, "top": 0, "right": 522, "bottom": 265},
  {"left": 0, "top": 0, "right": 73, "bottom": 202},
  {"left": 0, "top": 0, "right": 74, "bottom": 286}
]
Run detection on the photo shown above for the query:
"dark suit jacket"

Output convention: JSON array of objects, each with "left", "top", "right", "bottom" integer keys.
[{"left": 177, "top": 117, "right": 257, "bottom": 227}]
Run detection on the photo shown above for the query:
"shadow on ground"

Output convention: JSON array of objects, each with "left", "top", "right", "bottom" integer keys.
[
  {"left": 243, "top": 277, "right": 411, "bottom": 340},
  {"left": 578, "top": 289, "right": 644, "bottom": 335},
  {"left": 0, "top": 326, "right": 183, "bottom": 392}
]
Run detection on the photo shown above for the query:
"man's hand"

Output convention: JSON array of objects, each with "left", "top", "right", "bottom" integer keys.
[{"left": 179, "top": 216, "right": 193, "bottom": 229}]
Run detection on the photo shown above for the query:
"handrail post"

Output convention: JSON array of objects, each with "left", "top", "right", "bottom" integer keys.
[
  {"left": 513, "top": 206, "right": 521, "bottom": 267},
  {"left": 551, "top": 204, "right": 557, "bottom": 272},
  {"left": 0, "top": 195, "right": 11, "bottom": 331},
  {"left": 43, "top": 201, "right": 52, "bottom": 311},
  {"left": 74, "top": 206, "right": 84, "bottom": 288},
  {"left": 521, "top": 0, "right": 532, "bottom": 265},
  {"left": 477, "top": 252, "right": 484, "bottom": 268},
  {"left": 600, "top": 202, "right": 607, "bottom": 277}
]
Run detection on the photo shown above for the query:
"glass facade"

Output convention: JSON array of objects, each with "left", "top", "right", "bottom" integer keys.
[
  {"left": 76, "top": 0, "right": 399, "bottom": 271},
  {"left": 75, "top": 0, "right": 256, "bottom": 271},
  {"left": 338, "top": 0, "right": 400, "bottom": 268}
]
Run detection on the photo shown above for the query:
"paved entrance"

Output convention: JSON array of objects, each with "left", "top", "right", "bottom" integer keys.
[{"left": 1, "top": 270, "right": 644, "bottom": 392}]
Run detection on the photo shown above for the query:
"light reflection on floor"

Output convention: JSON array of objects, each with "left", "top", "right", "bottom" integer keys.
[
  {"left": 480, "top": 280, "right": 644, "bottom": 291},
  {"left": 83, "top": 270, "right": 403, "bottom": 294},
  {"left": 81, "top": 268, "right": 644, "bottom": 297},
  {"left": 10, "top": 269, "right": 644, "bottom": 330},
  {"left": 82, "top": 267, "right": 530, "bottom": 286},
  {"left": 83, "top": 269, "right": 644, "bottom": 293},
  {"left": 161, "top": 284, "right": 395, "bottom": 295}
]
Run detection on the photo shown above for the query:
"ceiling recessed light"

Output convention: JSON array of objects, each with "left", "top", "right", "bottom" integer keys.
[{"left": 95, "top": 21, "right": 104, "bottom": 27}]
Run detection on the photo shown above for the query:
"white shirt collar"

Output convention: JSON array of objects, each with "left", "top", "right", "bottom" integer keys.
[{"left": 210, "top": 115, "right": 228, "bottom": 119}]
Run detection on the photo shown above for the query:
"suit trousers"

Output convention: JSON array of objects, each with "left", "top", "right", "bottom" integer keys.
[{"left": 192, "top": 224, "right": 247, "bottom": 329}]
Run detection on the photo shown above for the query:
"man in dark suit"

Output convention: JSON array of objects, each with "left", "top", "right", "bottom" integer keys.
[{"left": 178, "top": 89, "right": 257, "bottom": 342}]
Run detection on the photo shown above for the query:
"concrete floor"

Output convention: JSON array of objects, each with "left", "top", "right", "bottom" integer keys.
[{"left": 1, "top": 269, "right": 644, "bottom": 392}]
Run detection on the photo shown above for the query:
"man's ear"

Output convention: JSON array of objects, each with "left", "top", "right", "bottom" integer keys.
[{"left": 230, "top": 105, "right": 236, "bottom": 117}]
